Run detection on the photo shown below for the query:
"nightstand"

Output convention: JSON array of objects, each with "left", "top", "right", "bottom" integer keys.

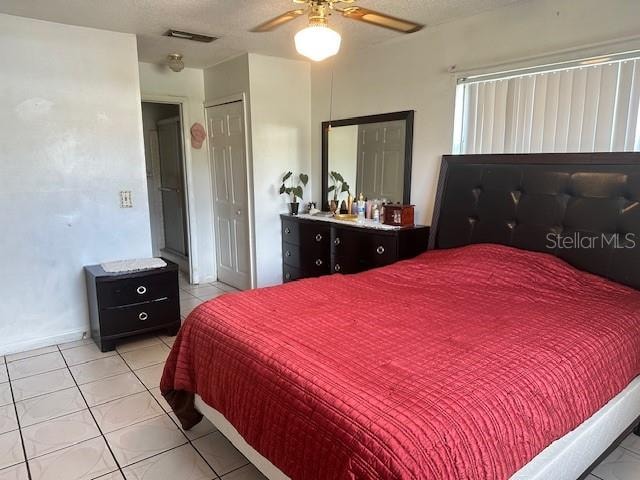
[{"left": 84, "top": 260, "right": 181, "bottom": 352}]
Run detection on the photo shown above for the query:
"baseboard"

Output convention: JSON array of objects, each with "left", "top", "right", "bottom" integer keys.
[{"left": 0, "top": 329, "right": 88, "bottom": 356}]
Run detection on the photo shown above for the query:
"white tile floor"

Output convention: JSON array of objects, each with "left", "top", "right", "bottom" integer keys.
[
  {"left": 0, "top": 276, "right": 267, "bottom": 480},
  {"left": 0, "top": 274, "right": 638, "bottom": 480}
]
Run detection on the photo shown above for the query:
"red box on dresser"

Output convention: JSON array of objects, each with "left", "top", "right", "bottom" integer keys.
[{"left": 383, "top": 204, "right": 415, "bottom": 226}]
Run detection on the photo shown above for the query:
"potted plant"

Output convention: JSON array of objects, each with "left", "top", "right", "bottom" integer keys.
[
  {"left": 327, "top": 171, "right": 351, "bottom": 213},
  {"left": 279, "top": 171, "right": 309, "bottom": 215}
]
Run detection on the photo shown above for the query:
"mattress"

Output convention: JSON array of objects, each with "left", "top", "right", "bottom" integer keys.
[
  {"left": 162, "top": 244, "right": 640, "bottom": 479},
  {"left": 195, "top": 374, "right": 640, "bottom": 480}
]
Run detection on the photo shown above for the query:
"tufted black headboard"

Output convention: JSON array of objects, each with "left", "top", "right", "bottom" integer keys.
[{"left": 428, "top": 153, "right": 640, "bottom": 290}]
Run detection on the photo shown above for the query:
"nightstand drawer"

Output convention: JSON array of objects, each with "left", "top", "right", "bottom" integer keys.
[
  {"left": 100, "top": 298, "right": 179, "bottom": 337},
  {"left": 97, "top": 271, "right": 177, "bottom": 308}
]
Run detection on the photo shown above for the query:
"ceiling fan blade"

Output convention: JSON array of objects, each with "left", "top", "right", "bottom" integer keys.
[
  {"left": 250, "top": 9, "right": 306, "bottom": 33},
  {"left": 339, "top": 7, "right": 424, "bottom": 34}
]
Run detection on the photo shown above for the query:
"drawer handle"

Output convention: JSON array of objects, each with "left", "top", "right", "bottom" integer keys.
[
  {"left": 334, "top": 264, "right": 341, "bottom": 272},
  {"left": 315, "top": 259, "right": 323, "bottom": 266},
  {"left": 376, "top": 246, "right": 385, "bottom": 255},
  {"left": 285, "top": 227, "right": 291, "bottom": 234},
  {"left": 315, "top": 233, "right": 323, "bottom": 242},
  {"left": 334, "top": 237, "right": 341, "bottom": 246},
  {"left": 285, "top": 250, "right": 291, "bottom": 257},
  {"left": 136, "top": 286, "right": 147, "bottom": 295},
  {"left": 285, "top": 272, "right": 291, "bottom": 280},
  {"left": 138, "top": 312, "right": 148, "bottom": 321}
]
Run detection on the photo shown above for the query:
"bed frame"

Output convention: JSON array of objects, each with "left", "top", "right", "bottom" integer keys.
[
  {"left": 428, "top": 152, "right": 640, "bottom": 478},
  {"left": 429, "top": 153, "right": 640, "bottom": 289}
]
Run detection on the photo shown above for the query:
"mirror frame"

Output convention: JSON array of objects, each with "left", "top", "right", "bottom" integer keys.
[{"left": 321, "top": 110, "right": 414, "bottom": 211}]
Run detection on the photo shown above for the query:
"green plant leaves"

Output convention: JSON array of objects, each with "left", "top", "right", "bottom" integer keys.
[
  {"left": 330, "top": 171, "right": 344, "bottom": 182},
  {"left": 279, "top": 172, "right": 307, "bottom": 200}
]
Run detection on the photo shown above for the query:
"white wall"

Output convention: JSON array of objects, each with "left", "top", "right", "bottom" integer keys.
[
  {"left": 138, "top": 63, "right": 216, "bottom": 283},
  {"left": 0, "top": 14, "right": 151, "bottom": 354},
  {"left": 204, "top": 54, "right": 251, "bottom": 103},
  {"left": 310, "top": 0, "right": 640, "bottom": 225},
  {"left": 248, "top": 54, "right": 311, "bottom": 287}
]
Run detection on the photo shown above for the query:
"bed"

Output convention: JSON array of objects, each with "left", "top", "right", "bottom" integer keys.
[{"left": 162, "top": 153, "right": 640, "bottom": 480}]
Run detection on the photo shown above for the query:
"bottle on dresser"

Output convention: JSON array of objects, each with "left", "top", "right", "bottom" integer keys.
[
  {"left": 372, "top": 203, "right": 380, "bottom": 223},
  {"left": 357, "top": 193, "right": 366, "bottom": 224}
]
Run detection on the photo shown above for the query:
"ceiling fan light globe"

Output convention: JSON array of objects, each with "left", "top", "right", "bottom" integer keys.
[{"left": 294, "top": 25, "right": 341, "bottom": 62}]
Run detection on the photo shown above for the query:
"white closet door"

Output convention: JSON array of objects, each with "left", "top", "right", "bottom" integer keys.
[{"left": 207, "top": 101, "right": 251, "bottom": 290}]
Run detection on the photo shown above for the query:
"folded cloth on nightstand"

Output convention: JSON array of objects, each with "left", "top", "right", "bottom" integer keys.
[{"left": 100, "top": 257, "right": 167, "bottom": 273}]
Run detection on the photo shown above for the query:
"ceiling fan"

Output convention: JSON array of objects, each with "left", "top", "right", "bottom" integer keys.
[{"left": 250, "top": 0, "right": 424, "bottom": 62}]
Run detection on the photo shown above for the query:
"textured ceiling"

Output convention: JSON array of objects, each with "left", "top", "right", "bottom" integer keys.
[{"left": 0, "top": 0, "right": 524, "bottom": 68}]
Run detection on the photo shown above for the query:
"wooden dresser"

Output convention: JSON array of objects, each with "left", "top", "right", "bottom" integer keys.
[
  {"left": 281, "top": 214, "right": 429, "bottom": 282},
  {"left": 84, "top": 260, "right": 181, "bottom": 352}
]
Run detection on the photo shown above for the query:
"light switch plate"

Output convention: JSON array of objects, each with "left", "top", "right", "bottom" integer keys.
[{"left": 120, "top": 191, "right": 133, "bottom": 208}]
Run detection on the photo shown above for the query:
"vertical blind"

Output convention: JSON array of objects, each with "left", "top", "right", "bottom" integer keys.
[{"left": 454, "top": 57, "right": 640, "bottom": 154}]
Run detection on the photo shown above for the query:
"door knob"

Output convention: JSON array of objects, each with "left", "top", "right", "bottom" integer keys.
[{"left": 236, "top": 209, "right": 242, "bottom": 216}]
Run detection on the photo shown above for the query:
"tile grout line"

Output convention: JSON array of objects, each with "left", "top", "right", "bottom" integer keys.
[
  {"left": 5, "top": 362, "right": 33, "bottom": 480},
  {"left": 55, "top": 344, "right": 127, "bottom": 480},
  {"left": 3, "top": 315, "right": 238, "bottom": 478},
  {"left": 118, "top": 349, "right": 222, "bottom": 479},
  {"left": 619, "top": 444, "right": 640, "bottom": 458}
]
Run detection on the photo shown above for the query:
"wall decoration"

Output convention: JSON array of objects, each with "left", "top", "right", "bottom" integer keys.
[{"left": 190, "top": 122, "right": 206, "bottom": 149}]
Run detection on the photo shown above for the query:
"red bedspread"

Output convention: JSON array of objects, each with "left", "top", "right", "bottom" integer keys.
[{"left": 161, "top": 244, "right": 640, "bottom": 479}]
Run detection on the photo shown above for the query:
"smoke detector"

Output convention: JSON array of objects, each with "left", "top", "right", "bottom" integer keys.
[{"left": 167, "top": 54, "right": 184, "bottom": 73}]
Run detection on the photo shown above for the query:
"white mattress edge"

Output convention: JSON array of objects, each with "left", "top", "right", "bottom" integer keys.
[{"left": 194, "top": 375, "right": 640, "bottom": 480}]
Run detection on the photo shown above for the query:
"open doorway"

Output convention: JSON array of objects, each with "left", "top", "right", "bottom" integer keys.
[{"left": 141, "top": 101, "right": 190, "bottom": 278}]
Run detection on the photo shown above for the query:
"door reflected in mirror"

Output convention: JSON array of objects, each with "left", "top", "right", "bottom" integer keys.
[{"left": 322, "top": 111, "right": 413, "bottom": 210}]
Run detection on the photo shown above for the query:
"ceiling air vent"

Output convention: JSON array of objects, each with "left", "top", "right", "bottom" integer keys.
[{"left": 164, "top": 30, "right": 218, "bottom": 43}]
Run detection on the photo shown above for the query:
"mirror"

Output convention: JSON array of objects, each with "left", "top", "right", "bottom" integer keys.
[{"left": 321, "top": 111, "right": 414, "bottom": 210}]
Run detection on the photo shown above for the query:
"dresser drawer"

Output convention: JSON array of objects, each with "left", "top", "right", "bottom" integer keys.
[
  {"left": 282, "top": 219, "right": 301, "bottom": 245},
  {"left": 331, "top": 255, "right": 366, "bottom": 275},
  {"left": 299, "top": 222, "right": 330, "bottom": 247},
  {"left": 282, "top": 242, "right": 301, "bottom": 268},
  {"left": 97, "top": 271, "right": 176, "bottom": 308},
  {"left": 100, "top": 298, "right": 179, "bottom": 337},
  {"left": 302, "top": 254, "right": 330, "bottom": 276},
  {"left": 364, "top": 235, "right": 398, "bottom": 267}
]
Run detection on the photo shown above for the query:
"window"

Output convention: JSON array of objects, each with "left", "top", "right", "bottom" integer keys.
[{"left": 453, "top": 53, "right": 640, "bottom": 154}]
